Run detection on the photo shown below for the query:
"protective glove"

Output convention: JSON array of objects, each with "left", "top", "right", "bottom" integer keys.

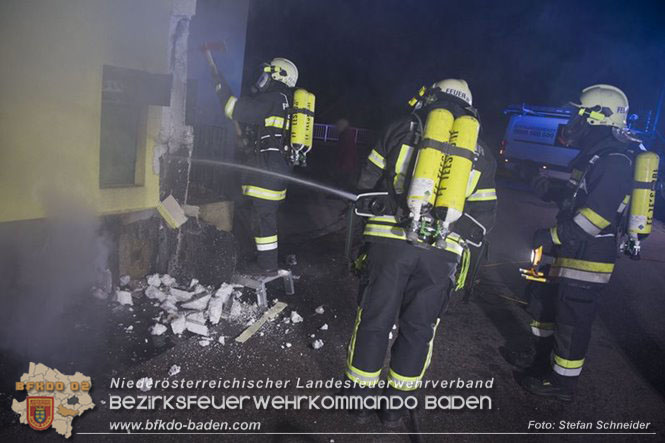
[
  {"left": 213, "top": 73, "right": 233, "bottom": 110},
  {"left": 532, "top": 228, "right": 553, "bottom": 250}
]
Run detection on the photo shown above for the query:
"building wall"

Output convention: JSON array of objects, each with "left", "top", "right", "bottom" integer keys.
[{"left": 0, "top": 0, "right": 177, "bottom": 223}]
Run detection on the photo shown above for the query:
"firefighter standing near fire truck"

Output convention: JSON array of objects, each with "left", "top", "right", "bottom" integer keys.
[{"left": 510, "top": 84, "right": 660, "bottom": 401}]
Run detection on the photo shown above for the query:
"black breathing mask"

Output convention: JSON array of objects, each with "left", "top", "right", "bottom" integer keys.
[
  {"left": 253, "top": 63, "right": 288, "bottom": 93},
  {"left": 559, "top": 105, "right": 611, "bottom": 147}
]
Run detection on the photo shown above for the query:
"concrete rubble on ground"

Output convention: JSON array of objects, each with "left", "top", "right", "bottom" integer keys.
[
  {"left": 290, "top": 311, "right": 303, "bottom": 323},
  {"left": 151, "top": 323, "right": 167, "bottom": 336},
  {"left": 168, "top": 365, "right": 181, "bottom": 377},
  {"left": 104, "top": 273, "right": 270, "bottom": 344},
  {"left": 102, "top": 272, "right": 326, "bottom": 351},
  {"left": 116, "top": 290, "right": 133, "bottom": 306}
]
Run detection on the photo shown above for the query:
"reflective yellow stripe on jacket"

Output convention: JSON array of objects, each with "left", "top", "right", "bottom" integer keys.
[
  {"left": 363, "top": 216, "right": 465, "bottom": 256},
  {"left": 242, "top": 185, "right": 287, "bottom": 201},
  {"left": 573, "top": 207, "right": 611, "bottom": 236},
  {"left": 368, "top": 149, "right": 386, "bottom": 170},
  {"left": 393, "top": 144, "right": 415, "bottom": 193},
  {"left": 467, "top": 188, "right": 497, "bottom": 202},
  {"left": 264, "top": 116, "right": 286, "bottom": 129}
]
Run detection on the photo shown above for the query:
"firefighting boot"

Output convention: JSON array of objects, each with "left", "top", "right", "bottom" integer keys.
[
  {"left": 520, "top": 375, "right": 574, "bottom": 402},
  {"left": 241, "top": 261, "right": 278, "bottom": 276},
  {"left": 502, "top": 337, "right": 553, "bottom": 372},
  {"left": 378, "top": 388, "right": 408, "bottom": 428},
  {"left": 379, "top": 407, "right": 407, "bottom": 428},
  {"left": 338, "top": 386, "right": 374, "bottom": 424}
]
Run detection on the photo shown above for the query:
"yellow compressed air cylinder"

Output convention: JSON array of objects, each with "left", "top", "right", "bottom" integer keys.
[
  {"left": 433, "top": 115, "right": 480, "bottom": 224},
  {"left": 628, "top": 151, "right": 660, "bottom": 235},
  {"left": 406, "top": 108, "right": 455, "bottom": 217},
  {"left": 290, "top": 88, "right": 316, "bottom": 151}
]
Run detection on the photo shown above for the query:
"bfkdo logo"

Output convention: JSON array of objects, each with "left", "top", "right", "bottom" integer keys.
[
  {"left": 27, "top": 397, "right": 54, "bottom": 431},
  {"left": 12, "top": 362, "right": 96, "bottom": 438}
]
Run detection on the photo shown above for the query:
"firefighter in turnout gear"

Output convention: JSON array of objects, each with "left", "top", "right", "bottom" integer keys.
[
  {"left": 345, "top": 79, "right": 497, "bottom": 425},
  {"left": 215, "top": 58, "right": 299, "bottom": 272},
  {"left": 514, "top": 84, "right": 651, "bottom": 401}
]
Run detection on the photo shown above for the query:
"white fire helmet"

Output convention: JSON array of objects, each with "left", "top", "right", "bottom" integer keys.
[
  {"left": 573, "top": 84, "right": 629, "bottom": 129},
  {"left": 269, "top": 57, "right": 298, "bottom": 88},
  {"left": 433, "top": 78, "right": 473, "bottom": 106}
]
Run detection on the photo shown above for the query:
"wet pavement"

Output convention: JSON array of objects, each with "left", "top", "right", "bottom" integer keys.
[{"left": 1, "top": 178, "right": 664, "bottom": 441}]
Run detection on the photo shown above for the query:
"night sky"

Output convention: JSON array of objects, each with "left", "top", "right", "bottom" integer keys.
[{"left": 243, "top": 0, "right": 665, "bottom": 149}]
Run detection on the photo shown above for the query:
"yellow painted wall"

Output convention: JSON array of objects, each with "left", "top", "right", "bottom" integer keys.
[{"left": 0, "top": 0, "right": 175, "bottom": 223}]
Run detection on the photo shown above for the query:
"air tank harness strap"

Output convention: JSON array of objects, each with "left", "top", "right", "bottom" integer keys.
[{"left": 422, "top": 138, "right": 477, "bottom": 161}]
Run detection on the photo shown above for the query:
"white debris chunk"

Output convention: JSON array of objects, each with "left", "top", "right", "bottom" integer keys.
[
  {"left": 147, "top": 274, "right": 162, "bottom": 287},
  {"left": 312, "top": 339, "right": 324, "bottom": 350},
  {"left": 310, "top": 334, "right": 315, "bottom": 338},
  {"left": 137, "top": 377, "right": 153, "bottom": 392},
  {"left": 320, "top": 323, "right": 329, "bottom": 331},
  {"left": 181, "top": 294, "right": 211, "bottom": 311},
  {"left": 119, "top": 275, "right": 131, "bottom": 287},
  {"left": 389, "top": 331, "right": 394, "bottom": 340},
  {"left": 186, "top": 321, "right": 209, "bottom": 336},
  {"left": 194, "top": 284, "right": 207, "bottom": 294},
  {"left": 215, "top": 283, "right": 235, "bottom": 302},
  {"left": 161, "top": 274, "right": 176, "bottom": 286},
  {"left": 145, "top": 286, "right": 167, "bottom": 302},
  {"left": 160, "top": 299, "right": 178, "bottom": 314},
  {"left": 168, "top": 365, "right": 181, "bottom": 377},
  {"left": 208, "top": 297, "right": 224, "bottom": 325},
  {"left": 170, "top": 287, "right": 194, "bottom": 302},
  {"left": 199, "top": 339, "right": 211, "bottom": 347},
  {"left": 171, "top": 316, "right": 186, "bottom": 335},
  {"left": 125, "top": 325, "right": 133, "bottom": 332},
  {"left": 92, "top": 288, "right": 108, "bottom": 300},
  {"left": 186, "top": 312, "right": 206, "bottom": 324},
  {"left": 116, "top": 290, "right": 133, "bottom": 306},
  {"left": 189, "top": 278, "right": 199, "bottom": 288},
  {"left": 315, "top": 305, "right": 325, "bottom": 314},
  {"left": 392, "top": 324, "right": 397, "bottom": 330},
  {"left": 151, "top": 323, "right": 167, "bottom": 336},
  {"left": 290, "top": 311, "right": 303, "bottom": 324},
  {"left": 285, "top": 342, "right": 292, "bottom": 348},
  {"left": 218, "top": 336, "right": 226, "bottom": 345}
]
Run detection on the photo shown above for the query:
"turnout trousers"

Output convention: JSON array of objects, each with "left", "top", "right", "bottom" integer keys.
[
  {"left": 241, "top": 151, "right": 292, "bottom": 270},
  {"left": 346, "top": 241, "right": 457, "bottom": 393},
  {"left": 526, "top": 279, "right": 602, "bottom": 387}
]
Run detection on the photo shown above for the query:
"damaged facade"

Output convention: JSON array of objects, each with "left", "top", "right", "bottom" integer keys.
[{"left": 0, "top": 0, "right": 250, "bottom": 289}]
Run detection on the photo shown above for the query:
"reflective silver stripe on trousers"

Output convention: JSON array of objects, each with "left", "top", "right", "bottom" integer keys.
[
  {"left": 256, "top": 242, "right": 277, "bottom": 251},
  {"left": 345, "top": 366, "right": 380, "bottom": 385},
  {"left": 553, "top": 364, "right": 583, "bottom": 376}
]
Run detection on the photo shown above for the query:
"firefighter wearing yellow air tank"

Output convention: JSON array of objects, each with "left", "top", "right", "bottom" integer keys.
[
  {"left": 214, "top": 57, "right": 315, "bottom": 273},
  {"left": 345, "top": 79, "right": 497, "bottom": 426},
  {"left": 506, "top": 84, "right": 661, "bottom": 402}
]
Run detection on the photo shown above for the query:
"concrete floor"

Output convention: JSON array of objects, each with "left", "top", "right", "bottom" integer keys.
[{"left": 1, "top": 179, "right": 664, "bottom": 441}]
